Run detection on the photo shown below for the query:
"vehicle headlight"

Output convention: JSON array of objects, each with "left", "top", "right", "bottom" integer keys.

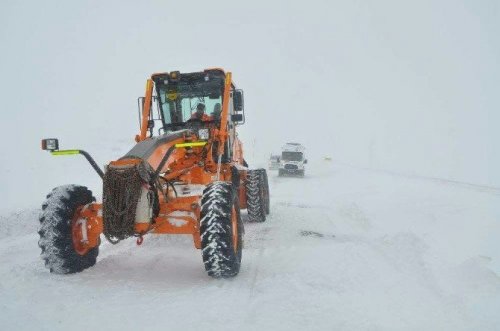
[
  {"left": 41, "top": 138, "right": 59, "bottom": 151},
  {"left": 198, "top": 128, "right": 209, "bottom": 140}
]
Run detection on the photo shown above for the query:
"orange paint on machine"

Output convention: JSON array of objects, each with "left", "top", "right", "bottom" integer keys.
[{"left": 39, "top": 69, "right": 270, "bottom": 278}]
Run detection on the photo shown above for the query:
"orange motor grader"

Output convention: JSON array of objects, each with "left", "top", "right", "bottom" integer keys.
[{"left": 38, "top": 68, "right": 270, "bottom": 278}]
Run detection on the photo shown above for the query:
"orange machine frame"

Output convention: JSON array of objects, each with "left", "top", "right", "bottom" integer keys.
[{"left": 71, "top": 69, "right": 246, "bottom": 253}]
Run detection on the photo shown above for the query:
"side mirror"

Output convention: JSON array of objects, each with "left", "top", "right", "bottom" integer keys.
[
  {"left": 231, "top": 114, "right": 243, "bottom": 123},
  {"left": 233, "top": 89, "right": 244, "bottom": 112},
  {"left": 304, "top": 159, "right": 308, "bottom": 164},
  {"left": 41, "top": 138, "right": 59, "bottom": 151}
]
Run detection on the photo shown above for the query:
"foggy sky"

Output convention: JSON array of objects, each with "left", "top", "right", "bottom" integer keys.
[{"left": 0, "top": 0, "right": 498, "bottom": 212}]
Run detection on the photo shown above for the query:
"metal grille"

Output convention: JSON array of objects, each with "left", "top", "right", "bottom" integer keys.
[
  {"left": 284, "top": 164, "right": 298, "bottom": 170},
  {"left": 102, "top": 163, "right": 144, "bottom": 243}
]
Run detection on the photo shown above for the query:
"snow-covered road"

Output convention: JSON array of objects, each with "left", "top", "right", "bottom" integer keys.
[{"left": 1, "top": 162, "right": 499, "bottom": 330}]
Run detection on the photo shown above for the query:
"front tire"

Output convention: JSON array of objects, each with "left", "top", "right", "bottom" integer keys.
[
  {"left": 200, "top": 182, "right": 243, "bottom": 278},
  {"left": 38, "top": 185, "right": 99, "bottom": 274}
]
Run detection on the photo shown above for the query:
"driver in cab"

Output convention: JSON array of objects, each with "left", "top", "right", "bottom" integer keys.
[{"left": 190, "top": 103, "right": 212, "bottom": 121}]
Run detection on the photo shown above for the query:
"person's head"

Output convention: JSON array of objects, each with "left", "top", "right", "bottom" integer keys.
[{"left": 195, "top": 103, "right": 206, "bottom": 118}]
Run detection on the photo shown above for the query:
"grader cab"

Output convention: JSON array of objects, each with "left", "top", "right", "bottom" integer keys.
[{"left": 38, "top": 69, "right": 270, "bottom": 278}]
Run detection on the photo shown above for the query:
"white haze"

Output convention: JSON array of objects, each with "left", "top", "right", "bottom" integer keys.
[
  {"left": 0, "top": 1, "right": 498, "bottom": 208},
  {"left": 0, "top": 2, "right": 499, "bottom": 330}
]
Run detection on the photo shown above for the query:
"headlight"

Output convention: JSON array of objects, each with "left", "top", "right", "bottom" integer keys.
[
  {"left": 41, "top": 138, "right": 59, "bottom": 151},
  {"left": 198, "top": 128, "right": 209, "bottom": 140}
]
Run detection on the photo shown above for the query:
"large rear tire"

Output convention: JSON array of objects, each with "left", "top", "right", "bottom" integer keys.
[
  {"left": 245, "top": 169, "right": 269, "bottom": 222},
  {"left": 200, "top": 182, "right": 243, "bottom": 278},
  {"left": 257, "top": 169, "right": 270, "bottom": 215},
  {"left": 38, "top": 185, "right": 99, "bottom": 274}
]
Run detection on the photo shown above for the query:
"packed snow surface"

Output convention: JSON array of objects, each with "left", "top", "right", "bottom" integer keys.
[{"left": 0, "top": 161, "right": 499, "bottom": 330}]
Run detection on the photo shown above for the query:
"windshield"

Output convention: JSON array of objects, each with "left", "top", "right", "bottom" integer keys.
[
  {"left": 153, "top": 71, "right": 225, "bottom": 128},
  {"left": 282, "top": 152, "right": 303, "bottom": 161}
]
